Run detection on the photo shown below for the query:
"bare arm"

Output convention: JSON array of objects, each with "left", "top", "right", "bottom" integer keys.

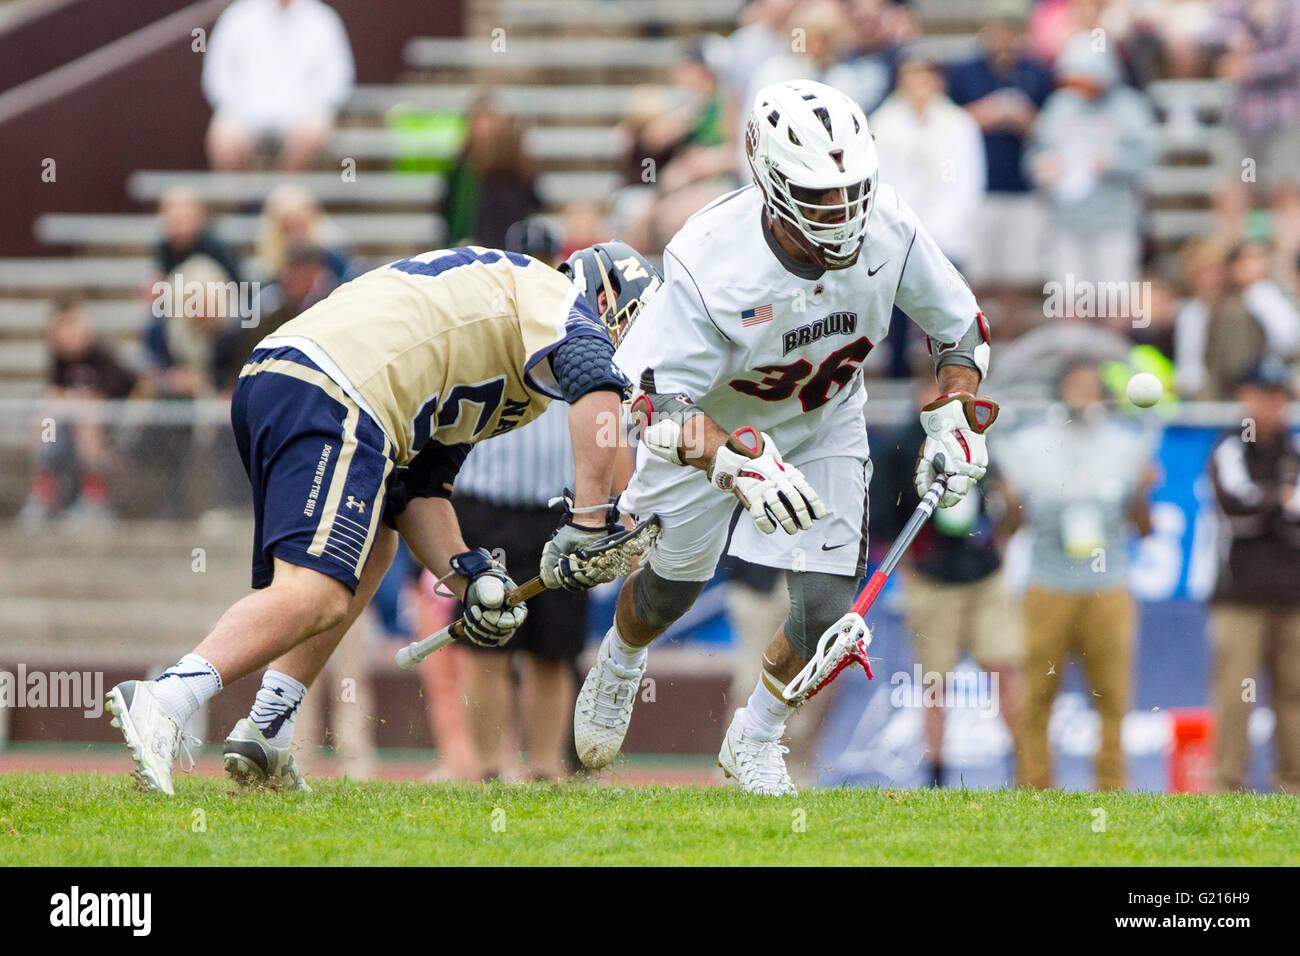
[
  {"left": 937, "top": 364, "right": 981, "bottom": 396},
  {"left": 568, "top": 389, "right": 622, "bottom": 528},
  {"left": 395, "top": 497, "right": 471, "bottom": 599}
]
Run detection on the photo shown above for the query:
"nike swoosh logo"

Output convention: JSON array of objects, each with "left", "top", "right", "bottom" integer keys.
[
  {"left": 867, "top": 261, "right": 889, "bottom": 276},
  {"left": 821, "top": 542, "right": 851, "bottom": 551}
]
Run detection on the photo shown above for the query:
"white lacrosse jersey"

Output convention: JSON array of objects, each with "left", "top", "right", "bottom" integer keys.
[{"left": 614, "top": 184, "right": 980, "bottom": 458}]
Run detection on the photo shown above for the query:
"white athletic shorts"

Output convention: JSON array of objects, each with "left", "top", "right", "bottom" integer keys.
[{"left": 619, "top": 412, "right": 872, "bottom": 582}]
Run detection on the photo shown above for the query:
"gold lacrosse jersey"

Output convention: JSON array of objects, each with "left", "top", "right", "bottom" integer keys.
[{"left": 261, "top": 247, "right": 605, "bottom": 464}]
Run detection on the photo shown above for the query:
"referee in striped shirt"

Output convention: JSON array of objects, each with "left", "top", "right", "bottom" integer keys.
[{"left": 451, "top": 218, "right": 590, "bottom": 780}]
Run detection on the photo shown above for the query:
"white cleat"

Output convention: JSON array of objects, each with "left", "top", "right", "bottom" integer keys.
[
  {"left": 223, "top": 718, "right": 311, "bottom": 792},
  {"left": 717, "top": 708, "right": 797, "bottom": 796},
  {"left": 105, "top": 680, "right": 197, "bottom": 796},
  {"left": 574, "top": 633, "right": 646, "bottom": 769}
]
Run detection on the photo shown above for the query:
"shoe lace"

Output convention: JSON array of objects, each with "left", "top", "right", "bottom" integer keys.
[
  {"left": 586, "top": 660, "right": 639, "bottom": 729},
  {"left": 737, "top": 735, "right": 793, "bottom": 791},
  {"left": 176, "top": 730, "right": 201, "bottom": 775}
]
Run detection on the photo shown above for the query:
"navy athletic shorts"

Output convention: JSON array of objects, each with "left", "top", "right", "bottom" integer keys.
[{"left": 231, "top": 345, "right": 395, "bottom": 592}]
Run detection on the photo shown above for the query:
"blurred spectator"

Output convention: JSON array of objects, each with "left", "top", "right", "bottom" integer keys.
[
  {"left": 1030, "top": 0, "right": 1110, "bottom": 67},
  {"left": 1209, "top": 0, "right": 1300, "bottom": 270},
  {"left": 558, "top": 201, "right": 611, "bottom": 261},
  {"left": 871, "top": 55, "right": 987, "bottom": 269},
  {"left": 1207, "top": 357, "right": 1300, "bottom": 793},
  {"left": 412, "top": 567, "right": 484, "bottom": 781},
  {"left": 216, "top": 243, "right": 341, "bottom": 391},
  {"left": 870, "top": 55, "right": 984, "bottom": 377},
  {"left": 254, "top": 183, "right": 351, "bottom": 282},
  {"left": 620, "top": 40, "right": 739, "bottom": 252},
  {"left": 724, "top": 0, "right": 799, "bottom": 120},
  {"left": 1026, "top": 33, "right": 1157, "bottom": 289},
  {"left": 744, "top": 1, "right": 859, "bottom": 126},
  {"left": 874, "top": 378, "right": 1023, "bottom": 787},
  {"left": 1131, "top": 0, "right": 1214, "bottom": 83},
  {"left": 996, "top": 359, "right": 1157, "bottom": 790},
  {"left": 201, "top": 0, "right": 355, "bottom": 171},
  {"left": 154, "top": 187, "right": 242, "bottom": 284},
  {"left": 143, "top": 255, "right": 237, "bottom": 398},
  {"left": 441, "top": 99, "right": 540, "bottom": 250},
  {"left": 948, "top": 5, "right": 1054, "bottom": 336},
  {"left": 1176, "top": 240, "right": 1300, "bottom": 398},
  {"left": 20, "top": 299, "right": 138, "bottom": 525},
  {"left": 838, "top": 0, "right": 907, "bottom": 115},
  {"left": 1130, "top": 270, "right": 1180, "bottom": 359}
]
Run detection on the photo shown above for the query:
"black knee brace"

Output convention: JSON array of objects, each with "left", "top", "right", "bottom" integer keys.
[
  {"left": 632, "top": 566, "right": 707, "bottom": 631},
  {"left": 784, "top": 571, "right": 863, "bottom": 660}
]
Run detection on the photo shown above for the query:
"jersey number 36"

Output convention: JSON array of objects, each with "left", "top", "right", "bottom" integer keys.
[{"left": 728, "top": 336, "right": 872, "bottom": 412}]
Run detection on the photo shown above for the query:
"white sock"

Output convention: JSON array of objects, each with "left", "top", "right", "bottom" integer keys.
[
  {"left": 249, "top": 670, "right": 308, "bottom": 749},
  {"left": 742, "top": 672, "right": 794, "bottom": 741},
  {"left": 152, "top": 653, "right": 223, "bottom": 725},
  {"left": 604, "top": 625, "right": 647, "bottom": 669}
]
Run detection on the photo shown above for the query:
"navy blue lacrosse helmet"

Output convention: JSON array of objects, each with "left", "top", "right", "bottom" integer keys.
[{"left": 559, "top": 240, "right": 662, "bottom": 346}]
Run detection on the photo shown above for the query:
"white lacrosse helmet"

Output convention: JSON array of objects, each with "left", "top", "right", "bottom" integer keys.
[{"left": 745, "top": 79, "right": 879, "bottom": 270}]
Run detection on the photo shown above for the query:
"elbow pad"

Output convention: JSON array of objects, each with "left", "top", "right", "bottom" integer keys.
[
  {"left": 928, "top": 311, "right": 991, "bottom": 381},
  {"left": 383, "top": 441, "right": 471, "bottom": 529},
  {"left": 551, "top": 334, "right": 631, "bottom": 404}
]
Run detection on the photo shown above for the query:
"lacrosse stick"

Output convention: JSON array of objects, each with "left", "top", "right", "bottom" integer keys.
[
  {"left": 395, "top": 515, "right": 661, "bottom": 668},
  {"left": 782, "top": 455, "right": 950, "bottom": 704}
]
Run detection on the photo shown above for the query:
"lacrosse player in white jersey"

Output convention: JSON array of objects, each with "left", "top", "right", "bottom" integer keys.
[{"left": 567, "top": 79, "right": 997, "bottom": 794}]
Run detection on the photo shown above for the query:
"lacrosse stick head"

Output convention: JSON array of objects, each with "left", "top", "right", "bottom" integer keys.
[
  {"left": 570, "top": 514, "right": 662, "bottom": 583},
  {"left": 782, "top": 611, "right": 874, "bottom": 705}
]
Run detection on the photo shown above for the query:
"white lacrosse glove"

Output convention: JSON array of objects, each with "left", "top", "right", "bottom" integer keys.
[
  {"left": 708, "top": 427, "right": 827, "bottom": 535},
  {"left": 914, "top": 392, "right": 999, "bottom": 508},
  {"left": 452, "top": 549, "right": 528, "bottom": 647}
]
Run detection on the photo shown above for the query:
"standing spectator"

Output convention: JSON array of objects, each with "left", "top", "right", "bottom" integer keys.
[
  {"left": 1026, "top": 33, "right": 1157, "bottom": 289},
  {"left": 1208, "top": 0, "right": 1300, "bottom": 266},
  {"left": 154, "top": 187, "right": 242, "bottom": 285},
  {"left": 725, "top": 0, "right": 798, "bottom": 113},
  {"left": 948, "top": 5, "right": 1054, "bottom": 336},
  {"left": 201, "top": 0, "right": 354, "bottom": 171},
  {"left": 441, "top": 99, "right": 540, "bottom": 250},
  {"left": 839, "top": 0, "right": 905, "bottom": 116},
  {"left": 1208, "top": 358, "right": 1300, "bottom": 793},
  {"left": 1178, "top": 240, "right": 1300, "bottom": 398},
  {"left": 20, "top": 299, "right": 138, "bottom": 525},
  {"left": 996, "top": 359, "right": 1157, "bottom": 790},
  {"left": 870, "top": 54, "right": 986, "bottom": 377},
  {"left": 744, "top": 1, "right": 859, "bottom": 133},
  {"left": 875, "top": 378, "right": 1023, "bottom": 787},
  {"left": 870, "top": 55, "right": 987, "bottom": 270}
]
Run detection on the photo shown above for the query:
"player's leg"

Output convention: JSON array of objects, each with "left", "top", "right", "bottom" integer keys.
[
  {"left": 107, "top": 354, "right": 393, "bottom": 794},
  {"left": 223, "top": 527, "right": 398, "bottom": 789},
  {"left": 574, "top": 461, "right": 733, "bottom": 769},
  {"left": 721, "top": 451, "right": 870, "bottom": 795}
]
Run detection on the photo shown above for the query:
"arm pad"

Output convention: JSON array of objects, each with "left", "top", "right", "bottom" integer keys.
[
  {"left": 928, "top": 310, "right": 991, "bottom": 381},
  {"left": 551, "top": 334, "right": 630, "bottom": 404}
]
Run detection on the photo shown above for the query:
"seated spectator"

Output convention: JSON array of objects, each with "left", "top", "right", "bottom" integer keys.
[
  {"left": 21, "top": 299, "right": 138, "bottom": 525},
  {"left": 1026, "top": 32, "right": 1157, "bottom": 289},
  {"left": 1131, "top": 0, "right": 1214, "bottom": 83},
  {"left": 216, "top": 243, "right": 340, "bottom": 391},
  {"left": 839, "top": 0, "right": 906, "bottom": 116},
  {"left": 624, "top": 40, "right": 740, "bottom": 251},
  {"left": 558, "top": 201, "right": 611, "bottom": 261},
  {"left": 1130, "top": 270, "right": 1180, "bottom": 359},
  {"left": 441, "top": 98, "right": 541, "bottom": 250},
  {"left": 948, "top": 5, "right": 1054, "bottom": 337},
  {"left": 154, "top": 187, "right": 241, "bottom": 284},
  {"left": 1207, "top": 0, "right": 1300, "bottom": 269},
  {"left": 254, "top": 183, "right": 351, "bottom": 282},
  {"left": 1176, "top": 239, "right": 1300, "bottom": 398},
  {"left": 143, "top": 255, "right": 238, "bottom": 399},
  {"left": 201, "top": 0, "right": 355, "bottom": 171},
  {"left": 744, "top": 0, "right": 860, "bottom": 133}
]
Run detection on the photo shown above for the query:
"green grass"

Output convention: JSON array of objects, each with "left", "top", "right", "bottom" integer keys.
[{"left": 2, "top": 772, "right": 1297, "bottom": 865}]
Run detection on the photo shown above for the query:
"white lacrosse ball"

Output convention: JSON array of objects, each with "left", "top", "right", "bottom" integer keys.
[{"left": 1126, "top": 372, "right": 1163, "bottom": 408}]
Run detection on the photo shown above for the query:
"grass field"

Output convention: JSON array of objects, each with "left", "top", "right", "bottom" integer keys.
[{"left": 2, "top": 772, "right": 1298, "bottom": 865}]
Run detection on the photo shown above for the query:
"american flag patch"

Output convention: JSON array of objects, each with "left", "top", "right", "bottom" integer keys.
[{"left": 741, "top": 304, "right": 773, "bottom": 327}]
